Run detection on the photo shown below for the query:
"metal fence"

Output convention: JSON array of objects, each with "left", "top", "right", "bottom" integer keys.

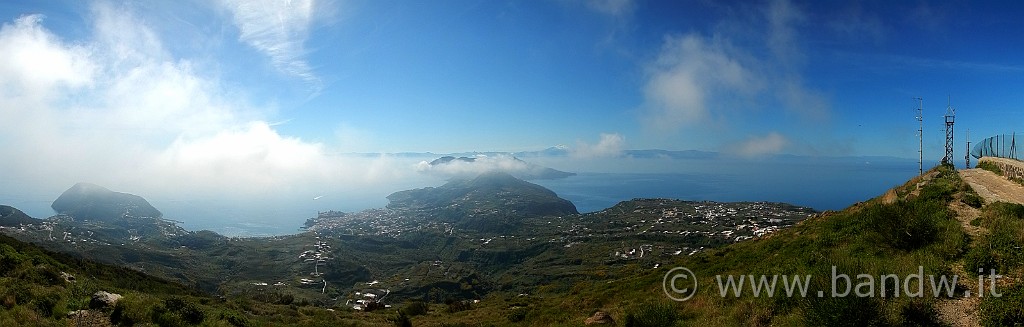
[{"left": 971, "top": 133, "right": 1018, "bottom": 159}]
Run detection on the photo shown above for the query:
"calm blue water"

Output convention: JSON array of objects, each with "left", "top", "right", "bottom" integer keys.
[
  {"left": 2, "top": 158, "right": 922, "bottom": 236},
  {"left": 533, "top": 160, "right": 920, "bottom": 213}
]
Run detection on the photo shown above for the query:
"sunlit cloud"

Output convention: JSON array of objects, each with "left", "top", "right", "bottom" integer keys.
[
  {"left": 640, "top": 0, "right": 829, "bottom": 131},
  {"left": 641, "top": 34, "right": 760, "bottom": 130},
  {"left": 0, "top": 5, "right": 408, "bottom": 205},
  {"left": 572, "top": 133, "right": 626, "bottom": 158}
]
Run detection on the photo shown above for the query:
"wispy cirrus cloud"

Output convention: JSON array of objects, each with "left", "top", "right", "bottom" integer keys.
[{"left": 218, "top": 0, "right": 321, "bottom": 89}]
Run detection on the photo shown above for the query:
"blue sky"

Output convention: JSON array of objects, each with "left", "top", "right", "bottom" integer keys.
[
  {"left": 2, "top": 0, "right": 1024, "bottom": 230},
  {"left": 6, "top": 0, "right": 1023, "bottom": 157}
]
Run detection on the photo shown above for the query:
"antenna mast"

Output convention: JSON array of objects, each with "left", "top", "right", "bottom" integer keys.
[
  {"left": 915, "top": 97, "right": 923, "bottom": 175},
  {"left": 965, "top": 129, "right": 971, "bottom": 169},
  {"left": 942, "top": 96, "right": 955, "bottom": 167}
]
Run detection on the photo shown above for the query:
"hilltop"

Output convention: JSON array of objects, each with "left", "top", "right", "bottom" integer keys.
[
  {"left": 388, "top": 171, "right": 578, "bottom": 216},
  {"left": 0, "top": 205, "right": 39, "bottom": 227},
  {"left": 51, "top": 183, "right": 162, "bottom": 221}
]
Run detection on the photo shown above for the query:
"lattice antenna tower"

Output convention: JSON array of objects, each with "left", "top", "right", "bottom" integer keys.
[
  {"left": 965, "top": 129, "right": 970, "bottom": 169},
  {"left": 943, "top": 96, "right": 955, "bottom": 167},
  {"left": 914, "top": 97, "right": 923, "bottom": 175}
]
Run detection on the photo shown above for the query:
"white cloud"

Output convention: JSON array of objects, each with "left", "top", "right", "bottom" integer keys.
[
  {"left": 735, "top": 132, "right": 788, "bottom": 157},
  {"left": 642, "top": 34, "right": 760, "bottom": 129},
  {"left": 572, "top": 133, "right": 626, "bottom": 158},
  {"left": 0, "top": 15, "right": 95, "bottom": 99},
  {"left": 0, "top": 6, "right": 410, "bottom": 206},
  {"left": 640, "top": 0, "right": 829, "bottom": 131},
  {"left": 218, "top": 0, "right": 320, "bottom": 88},
  {"left": 416, "top": 155, "right": 528, "bottom": 177}
]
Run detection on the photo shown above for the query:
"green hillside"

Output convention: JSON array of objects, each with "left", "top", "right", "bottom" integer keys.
[{"left": 5, "top": 165, "right": 1021, "bottom": 326}]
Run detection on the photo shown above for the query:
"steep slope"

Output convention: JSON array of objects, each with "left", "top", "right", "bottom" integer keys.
[
  {"left": 403, "top": 164, "right": 1023, "bottom": 326},
  {"left": 51, "top": 183, "right": 162, "bottom": 221},
  {"left": 0, "top": 205, "right": 39, "bottom": 226}
]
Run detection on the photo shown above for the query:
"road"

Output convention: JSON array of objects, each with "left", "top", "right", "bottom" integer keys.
[{"left": 959, "top": 168, "right": 1024, "bottom": 205}]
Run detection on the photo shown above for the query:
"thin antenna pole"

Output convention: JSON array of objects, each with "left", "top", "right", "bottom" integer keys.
[
  {"left": 915, "top": 97, "right": 923, "bottom": 175},
  {"left": 965, "top": 129, "right": 971, "bottom": 169}
]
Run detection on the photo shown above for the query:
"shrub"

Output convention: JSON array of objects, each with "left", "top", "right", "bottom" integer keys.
[
  {"left": 623, "top": 302, "right": 678, "bottom": 327},
  {"left": 401, "top": 301, "right": 428, "bottom": 316},
  {"left": 159, "top": 297, "right": 205, "bottom": 325},
  {"left": 392, "top": 311, "right": 412, "bottom": 327},
  {"left": 32, "top": 290, "right": 61, "bottom": 318},
  {"left": 506, "top": 307, "right": 527, "bottom": 322},
  {"left": 444, "top": 299, "right": 472, "bottom": 313},
  {"left": 220, "top": 311, "right": 251, "bottom": 327},
  {"left": 962, "top": 193, "right": 984, "bottom": 208},
  {"left": 897, "top": 300, "right": 943, "bottom": 326},
  {"left": 803, "top": 295, "right": 883, "bottom": 327},
  {"left": 980, "top": 285, "right": 1024, "bottom": 326},
  {"left": 977, "top": 161, "right": 1003, "bottom": 175},
  {"left": 864, "top": 200, "right": 947, "bottom": 251},
  {"left": 964, "top": 245, "right": 997, "bottom": 277}
]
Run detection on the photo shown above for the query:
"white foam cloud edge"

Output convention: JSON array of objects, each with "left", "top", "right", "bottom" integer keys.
[
  {"left": 0, "top": 6, "right": 412, "bottom": 201},
  {"left": 415, "top": 155, "right": 535, "bottom": 178}
]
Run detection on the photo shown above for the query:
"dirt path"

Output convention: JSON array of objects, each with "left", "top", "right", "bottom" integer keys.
[
  {"left": 959, "top": 168, "right": 1024, "bottom": 205},
  {"left": 936, "top": 169, "right": 1024, "bottom": 327}
]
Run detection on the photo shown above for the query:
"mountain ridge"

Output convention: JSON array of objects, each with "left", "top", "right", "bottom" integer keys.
[{"left": 51, "top": 182, "right": 162, "bottom": 222}]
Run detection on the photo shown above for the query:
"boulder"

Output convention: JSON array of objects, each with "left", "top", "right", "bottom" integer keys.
[
  {"left": 585, "top": 311, "right": 615, "bottom": 325},
  {"left": 89, "top": 291, "right": 122, "bottom": 309}
]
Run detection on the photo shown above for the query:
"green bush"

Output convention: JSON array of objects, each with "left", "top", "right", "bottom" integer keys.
[
  {"left": 980, "top": 285, "right": 1024, "bottom": 326},
  {"left": 32, "top": 290, "right": 62, "bottom": 318},
  {"left": 977, "top": 161, "right": 1003, "bottom": 175},
  {"left": 219, "top": 311, "right": 251, "bottom": 327},
  {"left": 111, "top": 293, "right": 159, "bottom": 326},
  {"left": 864, "top": 200, "right": 947, "bottom": 251},
  {"left": 802, "top": 296, "right": 883, "bottom": 327},
  {"left": 156, "top": 297, "right": 205, "bottom": 325},
  {"left": 896, "top": 299, "right": 943, "bottom": 326},
  {"left": 444, "top": 299, "right": 472, "bottom": 313},
  {"left": 401, "top": 300, "right": 428, "bottom": 316},
  {"left": 962, "top": 193, "right": 984, "bottom": 208},
  {"left": 623, "top": 303, "right": 678, "bottom": 327},
  {"left": 506, "top": 307, "right": 527, "bottom": 322},
  {"left": 392, "top": 311, "right": 412, "bottom": 327}
]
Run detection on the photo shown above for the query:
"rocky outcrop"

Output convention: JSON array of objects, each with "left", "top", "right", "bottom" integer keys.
[
  {"left": 89, "top": 291, "right": 122, "bottom": 310},
  {"left": 585, "top": 311, "right": 615, "bottom": 325}
]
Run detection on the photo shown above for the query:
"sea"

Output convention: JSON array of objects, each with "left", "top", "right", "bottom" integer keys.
[{"left": 3, "top": 157, "right": 923, "bottom": 237}]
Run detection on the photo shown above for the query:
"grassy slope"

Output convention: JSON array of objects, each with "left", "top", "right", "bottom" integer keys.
[
  {"left": 5, "top": 164, "right": 1022, "bottom": 326},
  {"left": 397, "top": 164, "right": 1023, "bottom": 326}
]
